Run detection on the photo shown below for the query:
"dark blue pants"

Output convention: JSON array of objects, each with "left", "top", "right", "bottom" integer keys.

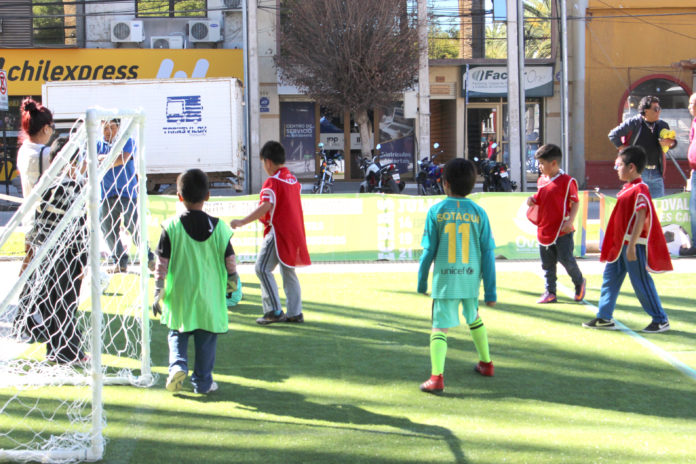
[
  {"left": 539, "top": 233, "right": 584, "bottom": 294},
  {"left": 597, "top": 244, "right": 668, "bottom": 323},
  {"left": 167, "top": 329, "right": 218, "bottom": 393}
]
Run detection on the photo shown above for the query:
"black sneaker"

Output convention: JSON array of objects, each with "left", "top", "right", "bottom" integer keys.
[
  {"left": 286, "top": 313, "right": 304, "bottom": 323},
  {"left": 256, "top": 311, "right": 287, "bottom": 325},
  {"left": 641, "top": 321, "right": 670, "bottom": 333},
  {"left": 582, "top": 317, "right": 616, "bottom": 330}
]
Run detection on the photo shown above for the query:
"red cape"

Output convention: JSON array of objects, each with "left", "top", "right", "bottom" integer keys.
[
  {"left": 259, "top": 168, "right": 311, "bottom": 268},
  {"left": 527, "top": 172, "right": 577, "bottom": 246},
  {"left": 600, "top": 179, "right": 672, "bottom": 272}
]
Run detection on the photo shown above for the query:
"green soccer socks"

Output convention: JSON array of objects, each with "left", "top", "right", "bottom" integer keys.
[
  {"left": 469, "top": 317, "right": 491, "bottom": 363},
  {"left": 430, "top": 332, "right": 447, "bottom": 376}
]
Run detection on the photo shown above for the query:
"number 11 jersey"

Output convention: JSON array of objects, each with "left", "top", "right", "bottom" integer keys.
[{"left": 417, "top": 197, "right": 496, "bottom": 301}]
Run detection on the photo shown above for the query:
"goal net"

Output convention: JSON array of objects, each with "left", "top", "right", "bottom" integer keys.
[{"left": 0, "top": 108, "right": 155, "bottom": 463}]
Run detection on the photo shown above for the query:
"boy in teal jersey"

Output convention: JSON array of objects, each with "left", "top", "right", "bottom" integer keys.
[
  {"left": 418, "top": 158, "right": 497, "bottom": 393},
  {"left": 151, "top": 169, "right": 238, "bottom": 394}
]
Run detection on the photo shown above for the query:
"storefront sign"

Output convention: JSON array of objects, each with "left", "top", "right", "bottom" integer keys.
[
  {"left": 461, "top": 65, "right": 554, "bottom": 98},
  {"left": 0, "top": 49, "right": 243, "bottom": 96}
]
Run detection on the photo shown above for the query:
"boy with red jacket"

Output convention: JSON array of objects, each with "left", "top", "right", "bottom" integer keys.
[
  {"left": 583, "top": 146, "right": 672, "bottom": 333},
  {"left": 527, "top": 144, "right": 586, "bottom": 304},
  {"left": 230, "top": 141, "right": 311, "bottom": 324}
]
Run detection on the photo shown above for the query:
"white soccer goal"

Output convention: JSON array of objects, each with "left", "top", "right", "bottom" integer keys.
[{"left": 0, "top": 108, "right": 155, "bottom": 463}]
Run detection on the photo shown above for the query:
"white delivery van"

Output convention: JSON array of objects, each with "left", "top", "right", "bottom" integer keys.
[{"left": 42, "top": 77, "right": 245, "bottom": 192}]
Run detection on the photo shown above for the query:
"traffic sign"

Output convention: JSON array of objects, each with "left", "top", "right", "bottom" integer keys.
[{"left": 0, "top": 70, "right": 8, "bottom": 111}]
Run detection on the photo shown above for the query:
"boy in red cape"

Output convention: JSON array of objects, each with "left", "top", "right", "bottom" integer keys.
[
  {"left": 230, "top": 141, "right": 311, "bottom": 325},
  {"left": 526, "top": 144, "right": 586, "bottom": 304},
  {"left": 583, "top": 145, "right": 672, "bottom": 333}
]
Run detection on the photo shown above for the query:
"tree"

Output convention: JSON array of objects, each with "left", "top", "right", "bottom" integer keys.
[
  {"left": 484, "top": 0, "right": 551, "bottom": 59},
  {"left": 276, "top": 0, "right": 419, "bottom": 158},
  {"left": 429, "top": 25, "right": 460, "bottom": 59}
]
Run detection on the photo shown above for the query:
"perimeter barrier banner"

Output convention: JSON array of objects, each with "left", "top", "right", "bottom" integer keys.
[{"left": 147, "top": 192, "right": 586, "bottom": 262}]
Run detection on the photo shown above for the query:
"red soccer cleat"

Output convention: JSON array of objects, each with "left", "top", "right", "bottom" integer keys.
[
  {"left": 420, "top": 374, "right": 444, "bottom": 393},
  {"left": 475, "top": 361, "right": 494, "bottom": 377}
]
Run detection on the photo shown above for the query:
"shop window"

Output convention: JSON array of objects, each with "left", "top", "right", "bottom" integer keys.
[
  {"left": 32, "top": 0, "right": 77, "bottom": 46},
  {"left": 501, "top": 100, "right": 542, "bottom": 172},
  {"left": 620, "top": 76, "right": 691, "bottom": 159},
  {"left": 136, "top": 0, "right": 206, "bottom": 18}
]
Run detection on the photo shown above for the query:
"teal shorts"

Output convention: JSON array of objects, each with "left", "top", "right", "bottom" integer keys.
[{"left": 431, "top": 298, "right": 479, "bottom": 329}]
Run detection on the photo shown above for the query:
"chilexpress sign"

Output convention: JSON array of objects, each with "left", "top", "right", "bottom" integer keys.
[
  {"left": 0, "top": 49, "right": 243, "bottom": 96},
  {"left": 461, "top": 65, "right": 554, "bottom": 97}
]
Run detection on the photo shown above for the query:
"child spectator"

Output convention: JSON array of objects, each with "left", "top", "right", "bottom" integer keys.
[
  {"left": 14, "top": 136, "right": 89, "bottom": 364},
  {"left": 230, "top": 141, "right": 311, "bottom": 325},
  {"left": 526, "top": 144, "right": 586, "bottom": 303},
  {"left": 583, "top": 146, "right": 672, "bottom": 333},
  {"left": 152, "top": 169, "right": 238, "bottom": 394},
  {"left": 417, "top": 158, "right": 496, "bottom": 393}
]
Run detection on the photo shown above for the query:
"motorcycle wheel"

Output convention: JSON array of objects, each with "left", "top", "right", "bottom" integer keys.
[
  {"left": 359, "top": 184, "right": 366, "bottom": 193},
  {"left": 311, "top": 185, "right": 319, "bottom": 194},
  {"left": 417, "top": 183, "right": 426, "bottom": 196},
  {"left": 322, "top": 183, "right": 334, "bottom": 194},
  {"left": 482, "top": 180, "right": 490, "bottom": 192},
  {"left": 386, "top": 179, "right": 399, "bottom": 194},
  {"left": 499, "top": 178, "right": 512, "bottom": 192}
]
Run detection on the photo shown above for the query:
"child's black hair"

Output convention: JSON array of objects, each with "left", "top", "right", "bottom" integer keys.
[
  {"left": 48, "top": 136, "right": 80, "bottom": 164},
  {"left": 534, "top": 143, "right": 562, "bottom": 162},
  {"left": 259, "top": 140, "right": 285, "bottom": 165},
  {"left": 177, "top": 168, "right": 209, "bottom": 204},
  {"left": 619, "top": 145, "right": 647, "bottom": 173},
  {"left": 443, "top": 158, "right": 476, "bottom": 197}
]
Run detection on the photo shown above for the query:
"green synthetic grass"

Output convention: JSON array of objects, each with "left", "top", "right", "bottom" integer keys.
[{"left": 80, "top": 268, "right": 695, "bottom": 464}]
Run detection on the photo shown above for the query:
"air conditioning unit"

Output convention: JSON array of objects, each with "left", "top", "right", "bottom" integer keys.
[
  {"left": 150, "top": 36, "right": 184, "bottom": 49},
  {"left": 188, "top": 20, "right": 222, "bottom": 43},
  {"left": 111, "top": 20, "right": 144, "bottom": 43}
]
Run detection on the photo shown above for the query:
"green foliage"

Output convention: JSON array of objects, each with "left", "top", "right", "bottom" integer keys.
[
  {"left": 429, "top": 25, "right": 460, "bottom": 59},
  {"left": 32, "top": 0, "right": 72, "bottom": 45},
  {"left": 136, "top": 0, "right": 206, "bottom": 18},
  {"left": 485, "top": 0, "right": 552, "bottom": 59}
]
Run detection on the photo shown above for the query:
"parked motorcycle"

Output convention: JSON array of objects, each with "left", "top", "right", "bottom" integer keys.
[
  {"left": 358, "top": 144, "right": 405, "bottom": 194},
  {"left": 474, "top": 156, "right": 517, "bottom": 192},
  {"left": 416, "top": 142, "right": 444, "bottom": 195},
  {"left": 311, "top": 143, "right": 341, "bottom": 194}
]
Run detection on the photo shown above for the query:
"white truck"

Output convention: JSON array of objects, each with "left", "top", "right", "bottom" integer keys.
[{"left": 42, "top": 77, "right": 245, "bottom": 192}]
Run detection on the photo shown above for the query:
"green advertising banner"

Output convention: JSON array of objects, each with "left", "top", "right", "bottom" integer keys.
[
  {"left": 147, "top": 192, "right": 586, "bottom": 262},
  {"left": 600, "top": 191, "right": 691, "bottom": 256}
]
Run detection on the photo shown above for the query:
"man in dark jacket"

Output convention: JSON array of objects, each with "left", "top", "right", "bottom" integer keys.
[{"left": 608, "top": 95, "right": 676, "bottom": 198}]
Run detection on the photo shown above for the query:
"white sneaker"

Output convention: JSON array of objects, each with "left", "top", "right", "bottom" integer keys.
[
  {"left": 165, "top": 368, "right": 187, "bottom": 392},
  {"left": 195, "top": 381, "right": 218, "bottom": 394}
]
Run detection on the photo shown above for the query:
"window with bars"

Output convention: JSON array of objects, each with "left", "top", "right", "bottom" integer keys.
[
  {"left": 136, "top": 0, "right": 207, "bottom": 18},
  {"left": 32, "top": 0, "right": 77, "bottom": 46}
]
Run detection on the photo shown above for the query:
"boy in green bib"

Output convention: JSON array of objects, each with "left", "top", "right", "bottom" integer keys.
[{"left": 152, "top": 169, "right": 238, "bottom": 394}]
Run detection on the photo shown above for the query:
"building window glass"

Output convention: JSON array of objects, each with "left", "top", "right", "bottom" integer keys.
[
  {"left": 621, "top": 77, "right": 691, "bottom": 159},
  {"left": 501, "top": 99, "right": 542, "bottom": 172},
  {"left": 32, "top": 0, "right": 77, "bottom": 46},
  {"left": 136, "top": 0, "right": 207, "bottom": 18}
]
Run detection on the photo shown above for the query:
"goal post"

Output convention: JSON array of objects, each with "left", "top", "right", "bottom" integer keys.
[{"left": 0, "top": 107, "right": 155, "bottom": 463}]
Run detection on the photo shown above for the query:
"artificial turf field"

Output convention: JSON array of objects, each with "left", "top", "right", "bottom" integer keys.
[{"left": 77, "top": 262, "right": 695, "bottom": 464}]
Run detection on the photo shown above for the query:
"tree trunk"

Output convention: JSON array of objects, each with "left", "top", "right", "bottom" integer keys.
[{"left": 355, "top": 109, "right": 372, "bottom": 158}]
